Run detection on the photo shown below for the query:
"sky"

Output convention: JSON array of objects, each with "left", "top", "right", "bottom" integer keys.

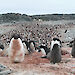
[{"left": 0, "top": 0, "right": 75, "bottom": 15}]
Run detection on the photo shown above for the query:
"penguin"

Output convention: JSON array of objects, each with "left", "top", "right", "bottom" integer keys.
[
  {"left": 64, "top": 30, "right": 67, "bottom": 33},
  {"left": 29, "top": 40, "right": 36, "bottom": 52},
  {"left": 67, "top": 40, "right": 73, "bottom": 47},
  {"left": 1, "top": 45, "right": 9, "bottom": 56},
  {"left": 22, "top": 40, "right": 29, "bottom": 49},
  {"left": 8, "top": 34, "right": 25, "bottom": 63},
  {"left": 71, "top": 38, "right": 75, "bottom": 57},
  {"left": 47, "top": 39, "right": 61, "bottom": 64},
  {"left": 22, "top": 40, "right": 30, "bottom": 54},
  {"left": 40, "top": 38, "right": 62, "bottom": 64},
  {"left": 0, "top": 44, "right": 4, "bottom": 51},
  {"left": 53, "top": 38, "right": 61, "bottom": 44},
  {"left": 0, "top": 44, "right": 4, "bottom": 54},
  {"left": 6, "top": 40, "right": 10, "bottom": 45},
  {"left": 50, "top": 38, "right": 62, "bottom": 51},
  {"left": 22, "top": 40, "right": 36, "bottom": 54},
  {"left": 37, "top": 45, "right": 50, "bottom": 58},
  {"left": 38, "top": 38, "right": 62, "bottom": 58}
]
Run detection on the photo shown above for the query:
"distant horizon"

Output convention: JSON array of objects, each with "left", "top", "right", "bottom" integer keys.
[{"left": 0, "top": 12, "right": 75, "bottom": 16}]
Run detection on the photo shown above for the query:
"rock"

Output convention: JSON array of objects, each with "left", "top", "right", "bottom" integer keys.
[
  {"left": 0, "top": 64, "right": 12, "bottom": 75},
  {"left": 61, "top": 50, "right": 69, "bottom": 55}
]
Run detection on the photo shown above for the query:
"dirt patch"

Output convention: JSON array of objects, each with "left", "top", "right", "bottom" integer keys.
[{"left": 0, "top": 48, "right": 75, "bottom": 75}]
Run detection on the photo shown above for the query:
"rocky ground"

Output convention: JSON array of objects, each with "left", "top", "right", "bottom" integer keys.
[
  {"left": 0, "top": 47, "right": 74, "bottom": 75},
  {"left": 0, "top": 20, "right": 75, "bottom": 75}
]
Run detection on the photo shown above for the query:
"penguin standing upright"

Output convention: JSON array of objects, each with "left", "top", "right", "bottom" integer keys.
[
  {"left": 71, "top": 39, "right": 75, "bottom": 57},
  {"left": 47, "top": 38, "right": 61, "bottom": 64},
  {"left": 29, "top": 40, "right": 36, "bottom": 52},
  {"left": 22, "top": 42, "right": 29, "bottom": 55},
  {"left": 8, "top": 34, "right": 25, "bottom": 63},
  {"left": 22, "top": 40, "right": 30, "bottom": 54},
  {"left": 50, "top": 38, "right": 62, "bottom": 51},
  {"left": 22, "top": 40, "right": 36, "bottom": 54}
]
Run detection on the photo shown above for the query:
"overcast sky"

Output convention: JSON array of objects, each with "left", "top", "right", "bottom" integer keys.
[{"left": 0, "top": 0, "right": 75, "bottom": 15}]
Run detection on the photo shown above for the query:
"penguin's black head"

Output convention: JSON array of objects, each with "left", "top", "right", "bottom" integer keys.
[
  {"left": 53, "top": 38, "right": 61, "bottom": 44},
  {"left": 53, "top": 44, "right": 59, "bottom": 49},
  {"left": 39, "top": 45, "right": 43, "bottom": 48},
  {"left": 39, "top": 45, "right": 47, "bottom": 49},
  {"left": 7, "top": 40, "right": 10, "bottom": 43},
  {"left": 11, "top": 33, "right": 22, "bottom": 39},
  {"left": 50, "top": 38, "right": 61, "bottom": 51},
  {"left": 0, "top": 44, "right": 4, "bottom": 50},
  {"left": 53, "top": 38, "right": 62, "bottom": 47}
]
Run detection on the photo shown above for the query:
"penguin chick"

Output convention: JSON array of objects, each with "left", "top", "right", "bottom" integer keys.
[
  {"left": 8, "top": 34, "right": 25, "bottom": 63},
  {"left": 47, "top": 40, "right": 61, "bottom": 64}
]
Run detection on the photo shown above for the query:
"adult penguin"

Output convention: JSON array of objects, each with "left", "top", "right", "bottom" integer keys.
[
  {"left": 29, "top": 40, "right": 36, "bottom": 52},
  {"left": 37, "top": 44, "right": 50, "bottom": 58},
  {"left": 22, "top": 40, "right": 30, "bottom": 55},
  {"left": 22, "top": 40, "right": 36, "bottom": 53}
]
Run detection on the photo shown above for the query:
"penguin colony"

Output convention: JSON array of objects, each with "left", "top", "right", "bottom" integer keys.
[{"left": 0, "top": 32, "right": 75, "bottom": 64}]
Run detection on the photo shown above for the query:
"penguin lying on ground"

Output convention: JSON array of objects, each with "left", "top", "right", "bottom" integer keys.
[{"left": 37, "top": 44, "right": 50, "bottom": 58}]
